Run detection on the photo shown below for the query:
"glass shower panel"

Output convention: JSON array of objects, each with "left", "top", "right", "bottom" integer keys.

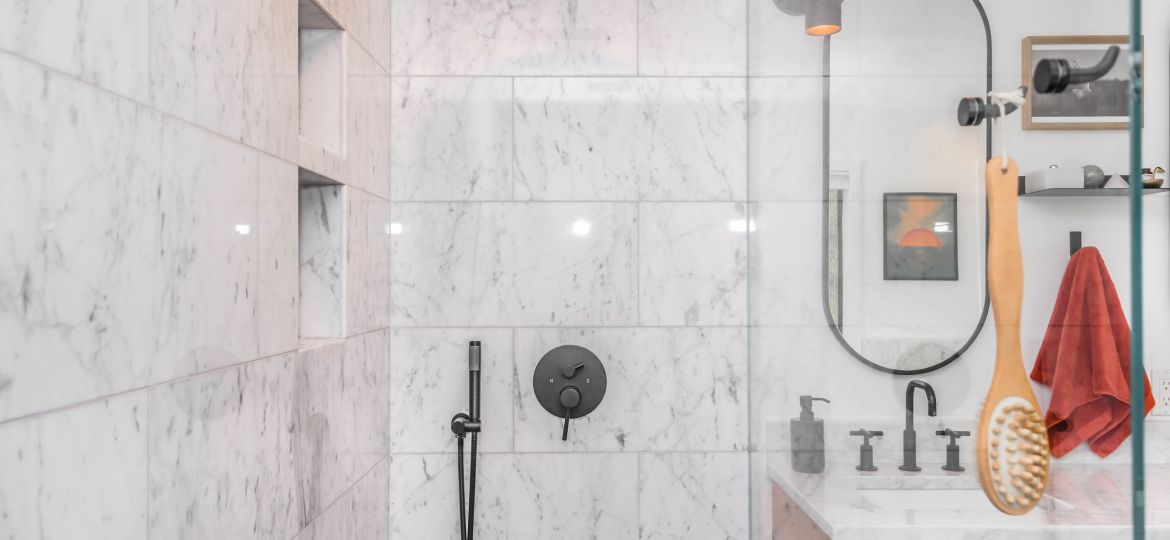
[{"left": 747, "top": 0, "right": 1154, "bottom": 538}]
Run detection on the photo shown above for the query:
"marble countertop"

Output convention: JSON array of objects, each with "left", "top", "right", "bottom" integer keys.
[{"left": 768, "top": 453, "right": 1170, "bottom": 540}]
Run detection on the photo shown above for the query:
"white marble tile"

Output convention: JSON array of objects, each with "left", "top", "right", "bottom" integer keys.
[
  {"left": 346, "top": 39, "right": 392, "bottom": 200},
  {"left": 147, "top": 354, "right": 299, "bottom": 540},
  {"left": 294, "top": 458, "right": 389, "bottom": 540},
  {"left": 242, "top": 0, "right": 299, "bottom": 160},
  {"left": 388, "top": 203, "right": 480, "bottom": 325},
  {"left": 389, "top": 328, "right": 514, "bottom": 453},
  {"left": 514, "top": 328, "right": 748, "bottom": 452},
  {"left": 0, "top": 0, "right": 149, "bottom": 101},
  {"left": 345, "top": 188, "right": 392, "bottom": 335},
  {"left": 638, "top": 0, "right": 747, "bottom": 76},
  {"left": 639, "top": 452, "right": 750, "bottom": 540},
  {"left": 259, "top": 156, "right": 300, "bottom": 357},
  {"left": 389, "top": 453, "right": 639, "bottom": 540},
  {"left": 390, "top": 77, "right": 514, "bottom": 201},
  {"left": 391, "top": 202, "right": 638, "bottom": 326},
  {"left": 390, "top": 0, "right": 637, "bottom": 76},
  {"left": 151, "top": 116, "right": 261, "bottom": 380},
  {"left": 149, "top": 0, "right": 298, "bottom": 160},
  {"left": 514, "top": 77, "right": 747, "bottom": 201},
  {"left": 639, "top": 202, "right": 748, "bottom": 326},
  {"left": 0, "top": 393, "right": 148, "bottom": 540},
  {"left": 748, "top": 77, "right": 823, "bottom": 203},
  {"left": 300, "top": 185, "right": 346, "bottom": 338},
  {"left": 343, "top": 0, "right": 393, "bottom": 73},
  {"left": 295, "top": 331, "right": 390, "bottom": 525},
  {"left": 749, "top": 201, "right": 825, "bottom": 327},
  {"left": 0, "top": 55, "right": 161, "bottom": 421}
]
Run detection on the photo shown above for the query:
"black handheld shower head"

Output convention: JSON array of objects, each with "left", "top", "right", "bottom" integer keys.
[{"left": 1033, "top": 45, "right": 1121, "bottom": 94}]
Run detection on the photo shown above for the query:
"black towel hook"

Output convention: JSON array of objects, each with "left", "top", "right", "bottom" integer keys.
[{"left": 1070, "top": 231, "right": 1082, "bottom": 256}]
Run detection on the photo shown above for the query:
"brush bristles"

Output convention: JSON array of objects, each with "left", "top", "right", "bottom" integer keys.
[{"left": 986, "top": 397, "right": 1050, "bottom": 508}]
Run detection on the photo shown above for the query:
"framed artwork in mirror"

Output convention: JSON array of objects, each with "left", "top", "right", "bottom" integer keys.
[
  {"left": 883, "top": 193, "right": 958, "bottom": 281},
  {"left": 1022, "top": 35, "right": 1136, "bottom": 130}
]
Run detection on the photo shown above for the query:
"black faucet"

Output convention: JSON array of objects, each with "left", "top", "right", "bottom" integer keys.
[{"left": 899, "top": 379, "right": 937, "bottom": 472}]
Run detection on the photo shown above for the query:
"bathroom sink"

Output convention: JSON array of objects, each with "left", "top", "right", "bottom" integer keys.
[{"left": 858, "top": 488, "right": 1073, "bottom": 511}]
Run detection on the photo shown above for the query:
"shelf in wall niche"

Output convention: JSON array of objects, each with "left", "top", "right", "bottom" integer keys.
[
  {"left": 1017, "top": 177, "right": 1169, "bottom": 197},
  {"left": 298, "top": 136, "right": 347, "bottom": 184},
  {"left": 299, "top": 169, "right": 345, "bottom": 340}
]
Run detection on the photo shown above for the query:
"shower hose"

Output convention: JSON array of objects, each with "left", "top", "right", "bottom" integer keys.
[{"left": 456, "top": 432, "right": 478, "bottom": 540}]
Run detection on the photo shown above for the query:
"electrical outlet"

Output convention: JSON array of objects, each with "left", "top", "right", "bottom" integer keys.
[{"left": 1152, "top": 370, "right": 1170, "bottom": 416}]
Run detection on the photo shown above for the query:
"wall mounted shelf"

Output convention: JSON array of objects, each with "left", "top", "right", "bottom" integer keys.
[{"left": 1017, "top": 177, "right": 1168, "bottom": 197}]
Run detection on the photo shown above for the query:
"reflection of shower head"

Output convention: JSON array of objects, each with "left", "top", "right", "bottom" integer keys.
[{"left": 1033, "top": 45, "right": 1120, "bottom": 94}]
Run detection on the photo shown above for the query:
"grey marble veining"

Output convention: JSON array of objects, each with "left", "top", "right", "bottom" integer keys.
[
  {"left": 346, "top": 38, "right": 392, "bottom": 200},
  {"left": 390, "top": 202, "right": 638, "bottom": 326},
  {"left": 639, "top": 452, "right": 750, "bottom": 540},
  {"left": 0, "top": 393, "right": 148, "bottom": 539},
  {"left": 768, "top": 459, "right": 1170, "bottom": 539},
  {"left": 295, "top": 331, "right": 390, "bottom": 526},
  {"left": 389, "top": 328, "right": 514, "bottom": 453},
  {"left": 514, "top": 77, "right": 747, "bottom": 201},
  {"left": 294, "top": 458, "right": 389, "bottom": 540},
  {"left": 638, "top": 0, "right": 747, "bottom": 76},
  {"left": 639, "top": 202, "right": 748, "bottom": 326},
  {"left": 258, "top": 156, "right": 300, "bottom": 357},
  {"left": 0, "top": 0, "right": 149, "bottom": 101},
  {"left": 147, "top": 354, "right": 299, "bottom": 540},
  {"left": 152, "top": 113, "right": 261, "bottom": 381},
  {"left": 345, "top": 188, "right": 392, "bottom": 335},
  {"left": 300, "top": 186, "right": 346, "bottom": 338},
  {"left": 390, "top": 77, "right": 514, "bottom": 201},
  {"left": 0, "top": 55, "right": 161, "bottom": 421},
  {"left": 148, "top": 0, "right": 298, "bottom": 160},
  {"left": 390, "top": 0, "right": 637, "bottom": 75},
  {"left": 514, "top": 327, "right": 748, "bottom": 452},
  {"left": 389, "top": 453, "right": 639, "bottom": 540}
]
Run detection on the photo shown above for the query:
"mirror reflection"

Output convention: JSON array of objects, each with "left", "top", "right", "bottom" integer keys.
[{"left": 824, "top": 0, "right": 990, "bottom": 373}]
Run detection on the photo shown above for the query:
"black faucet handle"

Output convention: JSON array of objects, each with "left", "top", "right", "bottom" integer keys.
[
  {"left": 935, "top": 429, "right": 970, "bottom": 442},
  {"left": 849, "top": 429, "right": 883, "bottom": 443}
]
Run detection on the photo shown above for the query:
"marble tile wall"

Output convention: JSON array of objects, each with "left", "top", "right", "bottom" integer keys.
[
  {"left": 0, "top": 0, "right": 391, "bottom": 538},
  {"left": 388, "top": 1, "right": 751, "bottom": 538}
]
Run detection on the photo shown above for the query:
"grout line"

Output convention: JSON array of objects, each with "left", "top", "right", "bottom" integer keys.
[
  {"left": 388, "top": 73, "right": 770, "bottom": 80},
  {"left": 635, "top": 0, "right": 641, "bottom": 76},
  {"left": 0, "top": 326, "right": 393, "bottom": 428},
  {"left": 511, "top": 328, "right": 517, "bottom": 453},
  {"left": 0, "top": 48, "right": 300, "bottom": 170},
  {"left": 298, "top": 455, "right": 390, "bottom": 536},
  {"left": 511, "top": 77, "right": 517, "bottom": 200},
  {"left": 636, "top": 202, "right": 642, "bottom": 326}
]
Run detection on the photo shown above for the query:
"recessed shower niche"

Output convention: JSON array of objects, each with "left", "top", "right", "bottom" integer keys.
[
  {"left": 298, "top": 0, "right": 346, "bottom": 160},
  {"left": 299, "top": 170, "right": 345, "bottom": 339}
]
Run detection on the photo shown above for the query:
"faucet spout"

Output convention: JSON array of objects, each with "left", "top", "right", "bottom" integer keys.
[{"left": 900, "top": 379, "right": 937, "bottom": 472}]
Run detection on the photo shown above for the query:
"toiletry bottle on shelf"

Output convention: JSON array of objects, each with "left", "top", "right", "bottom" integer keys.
[{"left": 791, "top": 396, "right": 830, "bottom": 473}]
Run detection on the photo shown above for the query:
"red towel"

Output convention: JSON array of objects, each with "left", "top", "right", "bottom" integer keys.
[{"left": 1029, "top": 247, "right": 1155, "bottom": 458}]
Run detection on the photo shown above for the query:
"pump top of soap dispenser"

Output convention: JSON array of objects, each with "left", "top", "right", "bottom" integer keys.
[{"left": 798, "top": 396, "right": 830, "bottom": 421}]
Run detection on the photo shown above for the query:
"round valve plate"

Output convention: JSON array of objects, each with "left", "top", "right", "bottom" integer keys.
[{"left": 532, "top": 345, "right": 607, "bottom": 419}]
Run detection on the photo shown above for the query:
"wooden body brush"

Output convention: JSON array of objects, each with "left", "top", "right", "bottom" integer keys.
[{"left": 977, "top": 157, "right": 1050, "bottom": 514}]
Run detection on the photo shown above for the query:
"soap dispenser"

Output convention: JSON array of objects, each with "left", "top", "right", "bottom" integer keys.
[{"left": 791, "top": 396, "right": 830, "bottom": 473}]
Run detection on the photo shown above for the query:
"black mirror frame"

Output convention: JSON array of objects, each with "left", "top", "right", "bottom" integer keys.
[{"left": 820, "top": 0, "right": 992, "bottom": 375}]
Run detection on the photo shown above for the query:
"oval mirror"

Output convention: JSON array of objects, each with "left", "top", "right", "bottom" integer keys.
[{"left": 823, "top": 0, "right": 991, "bottom": 374}]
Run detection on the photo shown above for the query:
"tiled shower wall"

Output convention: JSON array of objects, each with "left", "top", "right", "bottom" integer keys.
[
  {"left": 386, "top": 1, "right": 752, "bottom": 538},
  {"left": 0, "top": 0, "right": 392, "bottom": 538}
]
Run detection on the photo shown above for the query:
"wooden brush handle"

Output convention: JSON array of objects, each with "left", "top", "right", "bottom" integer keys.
[{"left": 986, "top": 158, "right": 1028, "bottom": 384}]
